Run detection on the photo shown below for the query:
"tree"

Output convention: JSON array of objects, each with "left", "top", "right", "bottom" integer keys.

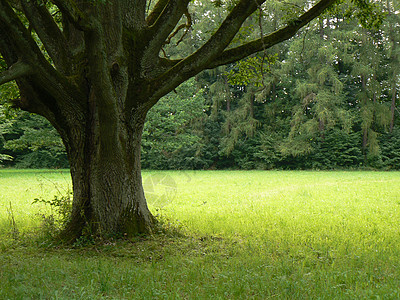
[
  {"left": 382, "top": 0, "right": 400, "bottom": 133},
  {"left": 1, "top": 112, "right": 68, "bottom": 168},
  {"left": 0, "top": 0, "right": 351, "bottom": 241},
  {"left": 141, "top": 78, "right": 209, "bottom": 170},
  {"left": 278, "top": 17, "right": 352, "bottom": 156},
  {"left": 0, "top": 107, "right": 13, "bottom": 165}
]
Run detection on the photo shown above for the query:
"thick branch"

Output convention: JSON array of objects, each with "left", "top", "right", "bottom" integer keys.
[
  {"left": 136, "top": 0, "right": 191, "bottom": 81},
  {"left": 84, "top": 27, "right": 119, "bottom": 138},
  {"left": 62, "top": 17, "right": 85, "bottom": 57},
  {"left": 0, "top": 60, "right": 32, "bottom": 85},
  {"left": 148, "top": 0, "right": 191, "bottom": 51},
  {"left": 21, "top": 0, "right": 72, "bottom": 73},
  {"left": 0, "top": 0, "right": 41, "bottom": 59},
  {"left": 0, "top": 32, "right": 18, "bottom": 66},
  {"left": 0, "top": 0, "right": 86, "bottom": 115},
  {"left": 187, "top": 0, "right": 266, "bottom": 67},
  {"left": 150, "top": 0, "right": 265, "bottom": 100},
  {"left": 146, "top": 0, "right": 170, "bottom": 26},
  {"left": 208, "top": 0, "right": 338, "bottom": 68},
  {"left": 163, "top": 8, "right": 192, "bottom": 47},
  {"left": 121, "top": 0, "right": 147, "bottom": 29},
  {"left": 51, "top": 0, "right": 91, "bottom": 30}
]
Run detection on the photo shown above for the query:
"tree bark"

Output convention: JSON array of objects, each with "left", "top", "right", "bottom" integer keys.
[{"left": 61, "top": 99, "right": 154, "bottom": 242}]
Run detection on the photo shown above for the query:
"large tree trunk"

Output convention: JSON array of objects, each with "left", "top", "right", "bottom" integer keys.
[{"left": 61, "top": 101, "right": 154, "bottom": 242}]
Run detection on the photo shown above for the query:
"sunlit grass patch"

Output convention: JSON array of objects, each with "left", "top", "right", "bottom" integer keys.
[
  {"left": 1, "top": 170, "right": 400, "bottom": 298},
  {"left": 0, "top": 169, "right": 71, "bottom": 235}
]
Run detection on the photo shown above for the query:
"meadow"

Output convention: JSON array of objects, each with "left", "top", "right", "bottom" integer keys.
[{"left": 1, "top": 169, "right": 400, "bottom": 299}]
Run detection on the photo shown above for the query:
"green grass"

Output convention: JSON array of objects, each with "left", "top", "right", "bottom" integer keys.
[{"left": 1, "top": 170, "right": 400, "bottom": 299}]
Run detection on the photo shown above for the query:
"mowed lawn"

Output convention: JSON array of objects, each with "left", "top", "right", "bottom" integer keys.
[{"left": 1, "top": 169, "right": 400, "bottom": 299}]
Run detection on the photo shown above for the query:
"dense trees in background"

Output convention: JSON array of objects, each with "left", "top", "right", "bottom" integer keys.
[
  {"left": 140, "top": 0, "right": 400, "bottom": 170},
  {"left": 142, "top": 0, "right": 400, "bottom": 170},
  {"left": 1, "top": 0, "right": 398, "bottom": 171}
]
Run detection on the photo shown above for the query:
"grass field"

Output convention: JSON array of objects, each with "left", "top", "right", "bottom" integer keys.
[{"left": 1, "top": 169, "right": 400, "bottom": 299}]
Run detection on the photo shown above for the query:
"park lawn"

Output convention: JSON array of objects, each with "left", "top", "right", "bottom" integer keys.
[{"left": 1, "top": 169, "right": 400, "bottom": 299}]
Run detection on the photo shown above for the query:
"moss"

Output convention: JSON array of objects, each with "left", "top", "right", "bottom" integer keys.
[{"left": 119, "top": 208, "right": 156, "bottom": 238}]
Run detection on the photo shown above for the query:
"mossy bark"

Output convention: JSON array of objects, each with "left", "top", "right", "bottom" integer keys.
[{"left": 61, "top": 101, "right": 155, "bottom": 242}]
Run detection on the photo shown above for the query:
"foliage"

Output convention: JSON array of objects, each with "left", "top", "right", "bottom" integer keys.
[
  {"left": 225, "top": 54, "right": 278, "bottom": 87},
  {"left": 0, "top": 153, "right": 12, "bottom": 165},
  {"left": 308, "top": 130, "right": 363, "bottom": 169},
  {"left": 32, "top": 191, "right": 73, "bottom": 239},
  {"left": 142, "top": 78, "right": 210, "bottom": 169},
  {"left": 0, "top": 112, "right": 68, "bottom": 168},
  {"left": 380, "top": 128, "right": 400, "bottom": 169}
]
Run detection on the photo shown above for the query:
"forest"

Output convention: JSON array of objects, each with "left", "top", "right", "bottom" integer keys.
[{"left": 0, "top": 0, "right": 398, "bottom": 171}]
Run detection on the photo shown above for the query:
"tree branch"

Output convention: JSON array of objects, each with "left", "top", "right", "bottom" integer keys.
[
  {"left": 208, "top": 0, "right": 338, "bottom": 69},
  {"left": 21, "top": 0, "right": 72, "bottom": 73},
  {"left": 121, "top": 0, "right": 147, "bottom": 29},
  {"left": 50, "top": 0, "right": 91, "bottom": 31},
  {"left": 187, "top": 0, "right": 266, "bottom": 68},
  {"left": 150, "top": 0, "right": 337, "bottom": 103},
  {"left": 136, "top": 0, "right": 191, "bottom": 80},
  {"left": 0, "top": 30, "right": 18, "bottom": 66},
  {"left": 150, "top": 0, "right": 266, "bottom": 100},
  {"left": 0, "top": 60, "right": 32, "bottom": 85},
  {"left": 148, "top": 0, "right": 191, "bottom": 51},
  {"left": 0, "top": 0, "right": 86, "bottom": 114},
  {"left": 146, "top": 0, "right": 170, "bottom": 26},
  {"left": 163, "top": 8, "right": 192, "bottom": 47},
  {"left": 62, "top": 16, "right": 85, "bottom": 57},
  {"left": 0, "top": 0, "right": 43, "bottom": 61}
]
